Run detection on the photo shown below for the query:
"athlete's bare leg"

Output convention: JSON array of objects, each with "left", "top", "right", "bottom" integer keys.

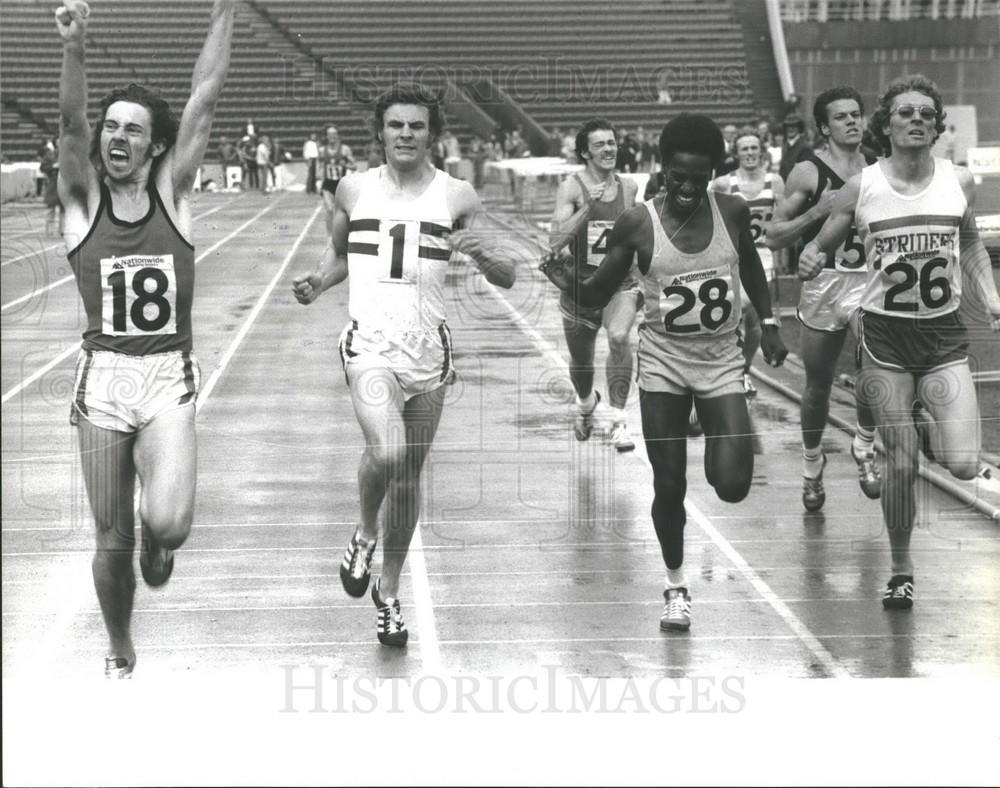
[
  {"left": 134, "top": 404, "right": 197, "bottom": 550},
  {"left": 858, "top": 358, "right": 917, "bottom": 574},
  {"left": 602, "top": 289, "right": 639, "bottom": 409},
  {"left": 917, "top": 362, "right": 980, "bottom": 480},
  {"left": 380, "top": 386, "right": 447, "bottom": 598},
  {"left": 561, "top": 315, "right": 599, "bottom": 401},
  {"left": 77, "top": 420, "right": 137, "bottom": 661}
]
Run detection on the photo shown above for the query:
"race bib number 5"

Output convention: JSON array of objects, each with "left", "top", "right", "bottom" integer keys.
[
  {"left": 830, "top": 225, "right": 866, "bottom": 272},
  {"left": 659, "top": 265, "right": 735, "bottom": 335},
  {"left": 101, "top": 254, "right": 176, "bottom": 336}
]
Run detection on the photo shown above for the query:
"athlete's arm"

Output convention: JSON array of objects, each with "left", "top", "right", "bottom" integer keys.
[
  {"left": 449, "top": 180, "right": 516, "bottom": 289},
  {"left": 548, "top": 177, "right": 601, "bottom": 253},
  {"left": 541, "top": 205, "right": 643, "bottom": 308},
  {"left": 764, "top": 160, "right": 828, "bottom": 249},
  {"left": 292, "top": 175, "right": 354, "bottom": 304},
  {"left": 957, "top": 169, "right": 1000, "bottom": 329},
  {"left": 709, "top": 174, "right": 728, "bottom": 194},
  {"left": 166, "top": 0, "right": 236, "bottom": 197},
  {"left": 55, "top": 3, "right": 95, "bottom": 218},
  {"left": 730, "top": 201, "right": 787, "bottom": 366},
  {"left": 798, "top": 176, "right": 860, "bottom": 280}
]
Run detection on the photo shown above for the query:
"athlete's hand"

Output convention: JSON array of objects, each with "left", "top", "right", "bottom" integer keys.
[
  {"left": 292, "top": 272, "right": 323, "bottom": 305},
  {"left": 760, "top": 324, "right": 788, "bottom": 368},
  {"left": 449, "top": 229, "right": 487, "bottom": 264},
  {"left": 55, "top": 1, "right": 89, "bottom": 43},
  {"left": 538, "top": 250, "right": 576, "bottom": 293},
  {"left": 812, "top": 188, "right": 839, "bottom": 220},
  {"left": 986, "top": 292, "right": 1000, "bottom": 332},
  {"left": 798, "top": 241, "right": 825, "bottom": 281}
]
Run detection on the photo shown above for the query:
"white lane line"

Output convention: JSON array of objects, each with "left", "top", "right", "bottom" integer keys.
[
  {"left": 408, "top": 527, "right": 442, "bottom": 671},
  {"left": 1, "top": 198, "right": 238, "bottom": 311},
  {"left": 1, "top": 198, "right": 283, "bottom": 405},
  {"left": 196, "top": 201, "right": 320, "bottom": 408},
  {"left": 479, "top": 273, "right": 851, "bottom": 679},
  {"left": 1, "top": 242, "right": 64, "bottom": 269}
]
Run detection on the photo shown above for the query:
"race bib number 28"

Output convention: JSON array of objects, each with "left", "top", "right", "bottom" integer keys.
[
  {"left": 659, "top": 265, "right": 735, "bottom": 335},
  {"left": 101, "top": 254, "right": 177, "bottom": 336}
]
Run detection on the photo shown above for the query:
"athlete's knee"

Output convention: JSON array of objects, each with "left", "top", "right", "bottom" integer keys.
[
  {"left": 942, "top": 454, "right": 978, "bottom": 481},
  {"left": 605, "top": 327, "right": 632, "bottom": 355},
  {"left": 145, "top": 507, "right": 193, "bottom": 550},
  {"left": 712, "top": 473, "right": 751, "bottom": 503}
]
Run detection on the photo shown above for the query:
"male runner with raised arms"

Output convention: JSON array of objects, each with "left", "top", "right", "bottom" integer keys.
[
  {"left": 799, "top": 74, "right": 1000, "bottom": 608},
  {"left": 766, "top": 86, "right": 882, "bottom": 511},
  {"left": 543, "top": 115, "right": 787, "bottom": 631},
  {"left": 549, "top": 118, "right": 640, "bottom": 452},
  {"left": 56, "top": 0, "right": 235, "bottom": 677}
]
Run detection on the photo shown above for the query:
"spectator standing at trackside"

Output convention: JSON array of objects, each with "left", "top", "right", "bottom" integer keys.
[
  {"left": 442, "top": 129, "right": 462, "bottom": 178},
  {"left": 616, "top": 131, "right": 641, "bottom": 173},
  {"left": 239, "top": 134, "right": 258, "bottom": 190},
  {"left": 36, "top": 137, "right": 56, "bottom": 198},
  {"left": 938, "top": 124, "right": 957, "bottom": 162},
  {"left": 303, "top": 132, "right": 319, "bottom": 193},
  {"left": 779, "top": 113, "right": 812, "bottom": 180},
  {"left": 718, "top": 124, "right": 740, "bottom": 175},
  {"left": 468, "top": 134, "right": 489, "bottom": 189},
  {"left": 256, "top": 134, "right": 272, "bottom": 192}
]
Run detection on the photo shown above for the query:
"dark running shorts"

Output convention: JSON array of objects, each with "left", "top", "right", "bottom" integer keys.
[
  {"left": 321, "top": 178, "right": 340, "bottom": 195},
  {"left": 858, "top": 309, "right": 968, "bottom": 373}
]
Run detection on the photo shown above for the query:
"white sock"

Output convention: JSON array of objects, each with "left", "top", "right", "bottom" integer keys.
[
  {"left": 611, "top": 406, "right": 627, "bottom": 425},
  {"left": 802, "top": 445, "right": 824, "bottom": 478},
  {"left": 853, "top": 426, "right": 875, "bottom": 457},
  {"left": 576, "top": 391, "right": 596, "bottom": 412},
  {"left": 665, "top": 568, "right": 687, "bottom": 589}
]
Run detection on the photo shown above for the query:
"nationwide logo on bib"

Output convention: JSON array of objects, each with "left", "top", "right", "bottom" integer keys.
[
  {"left": 100, "top": 253, "right": 177, "bottom": 336},
  {"left": 670, "top": 268, "right": 718, "bottom": 287}
]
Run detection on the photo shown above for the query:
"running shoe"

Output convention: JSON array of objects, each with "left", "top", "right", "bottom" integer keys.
[
  {"left": 104, "top": 654, "right": 136, "bottom": 679},
  {"left": 372, "top": 578, "right": 408, "bottom": 647},
  {"left": 802, "top": 452, "right": 828, "bottom": 512},
  {"left": 850, "top": 444, "right": 882, "bottom": 500},
  {"left": 139, "top": 522, "right": 174, "bottom": 588},
  {"left": 340, "top": 528, "right": 377, "bottom": 598},
  {"left": 881, "top": 574, "right": 914, "bottom": 610},
  {"left": 573, "top": 391, "right": 601, "bottom": 442},
  {"left": 743, "top": 372, "right": 757, "bottom": 399},
  {"left": 609, "top": 421, "right": 635, "bottom": 453},
  {"left": 659, "top": 587, "right": 691, "bottom": 631}
]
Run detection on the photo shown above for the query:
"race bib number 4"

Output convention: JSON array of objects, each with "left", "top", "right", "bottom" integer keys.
[
  {"left": 101, "top": 254, "right": 177, "bottom": 336},
  {"left": 659, "top": 265, "right": 735, "bottom": 335}
]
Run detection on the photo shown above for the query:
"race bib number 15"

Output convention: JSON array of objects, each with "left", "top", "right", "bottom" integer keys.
[{"left": 101, "top": 254, "right": 177, "bottom": 336}]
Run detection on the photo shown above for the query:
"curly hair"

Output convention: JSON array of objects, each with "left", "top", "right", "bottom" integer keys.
[
  {"left": 89, "top": 84, "right": 178, "bottom": 176},
  {"left": 574, "top": 118, "right": 617, "bottom": 164},
  {"left": 372, "top": 81, "right": 446, "bottom": 142},
  {"left": 658, "top": 114, "right": 725, "bottom": 170},
  {"left": 868, "top": 74, "right": 946, "bottom": 155},
  {"left": 813, "top": 86, "right": 865, "bottom": 138}
]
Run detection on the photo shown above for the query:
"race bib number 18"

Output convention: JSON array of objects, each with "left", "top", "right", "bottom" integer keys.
[{"left": 101, "top": 254, "right": 177, "bottom": 336}]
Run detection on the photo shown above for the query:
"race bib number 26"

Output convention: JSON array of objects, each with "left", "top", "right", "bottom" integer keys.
[{"left": 101, "top": 254, "right": 177, "bottom": 336}]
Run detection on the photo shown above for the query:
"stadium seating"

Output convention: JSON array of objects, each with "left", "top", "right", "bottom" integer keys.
[{"left": 1, "top": 0, "right": 765, "bottom": 163}]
